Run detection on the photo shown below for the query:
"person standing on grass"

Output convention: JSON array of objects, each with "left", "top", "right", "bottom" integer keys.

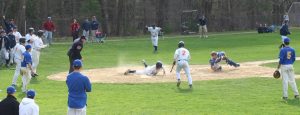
[
  {"left": 11, "top": 38, "right": 26, "bottom": 87},
  {"left": 279, "top": 20, "right": 290, "bottom": 48},
  {"left": 277, "top": 38, "right": 299, "bottom": 101},
  {"left": 19, "top": 90, "right": 39, "bottom": 115},
  {"left": 0, "top": 86, "right": 19, "bottom": 115},
  {"left": 198, "top": 15, "right": 208, "bottom": 38},
  {"left": 67, "top": 36, "right": 86, "bottom": 73},
  {"left": 90, "top": 16, "right": 100, "bottom": 43},
  {"left": 43, "top": 17, "right": 55, "bottom": 46},
  {"left": 2, "top": 16, "right": 16, "bottom": 34},
  {"left": 31, "top": 30, "right": 47, "bottom": 77},
  {"left": 71, "top": 18, "right": 80, "bottom": 41},
  {"left": 66, "top": 59, "right": 91, "bottom": 115},
  {"left": 81, "top": 18, "right": 91, "bottom": 42}
]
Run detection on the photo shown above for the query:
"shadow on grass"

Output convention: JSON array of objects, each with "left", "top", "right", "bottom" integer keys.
[
  {"left": 286, "top": 99, "right": 300, "bottom": 107},
  {"left": 30, "top": 77, "right": 40, "bottom": 84},
  {"left": 176, "top": 87, "right": 193, "bottom": 93}
]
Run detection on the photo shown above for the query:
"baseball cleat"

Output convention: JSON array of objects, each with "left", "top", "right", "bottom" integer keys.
[
  {"left": 189, "top": 84, "right": 193, "bottom": 89},
  {"left": 295, "top": 95, "right": 299, "bottom": 100},
  {"left": 177, "top": 79, "right": 181, "bottom": 87},
  {"left": 282, "top": 97, "right": 288, "bottom": 102},
  {"left": 234, "top": 64, "right": 240, "bottom": 67},
  {"left": 124, "top": 69, "right": 130, "bottom": 75}
]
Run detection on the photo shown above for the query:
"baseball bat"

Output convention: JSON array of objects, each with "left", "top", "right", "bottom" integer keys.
[{"left": 170, "top": 61, "right": 175, "bottom": 72}]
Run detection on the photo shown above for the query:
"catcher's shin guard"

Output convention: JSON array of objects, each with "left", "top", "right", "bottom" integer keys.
[{"left": 226, "top": 59, "right": 239, "bottom": 67}]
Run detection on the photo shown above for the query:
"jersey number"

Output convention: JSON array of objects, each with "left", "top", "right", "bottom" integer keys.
[{"left": 287, "top": 51, "right": 292, "bottom": 59}]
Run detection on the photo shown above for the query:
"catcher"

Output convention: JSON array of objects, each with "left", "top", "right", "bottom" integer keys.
[
  {"left": 209, "top": 51, "right": 240, "bottom": 72},
  {"left": 124, "top": 60, "right": 166, "bottom": 76}
]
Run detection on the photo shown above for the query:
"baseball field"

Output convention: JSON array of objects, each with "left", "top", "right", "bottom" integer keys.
[{"left": 1, "top": 29, "right": 300, "bottom": 114}]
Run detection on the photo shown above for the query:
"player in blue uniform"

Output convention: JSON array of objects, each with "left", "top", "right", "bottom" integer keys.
[
  {"left": 209, "top": 51, "right": 240, "bottom": 72},
  {"left": 20, "top": 45, "right": 34, "bottom": 92},
  {"left": 277, "top": 38, "right": 299, "bottom": 101}
]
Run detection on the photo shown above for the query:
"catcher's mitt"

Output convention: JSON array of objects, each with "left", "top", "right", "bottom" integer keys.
[{"left": 273, "top": 70, "right": 280, "bottom": 79}]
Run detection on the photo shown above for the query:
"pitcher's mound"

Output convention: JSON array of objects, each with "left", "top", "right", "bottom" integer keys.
[{"left": 48, "top": 59, "right": 286, "bottom": 83}]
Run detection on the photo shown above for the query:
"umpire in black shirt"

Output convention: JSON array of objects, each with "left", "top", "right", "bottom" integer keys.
[{"left": 67, "top": 36, "right": 86, "bottom": 73}]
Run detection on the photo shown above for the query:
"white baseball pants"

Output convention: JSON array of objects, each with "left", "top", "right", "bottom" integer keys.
[
  {"left": 32, "top": 49, "right": 40, "bottom": 73},
  {"left": 280, "top": 64, "right": 299, "bottom": 97},
  {"left": 68, "top": 106, "right": 86, "bottom": 115},
  {"left": 151, "top": 37, "right": 158, "bottom": 46},
  {"left": 12, "top": 58, "right": 22, "bottom": 85},
  {"left": 176, "top": 60, "right": 192, "bottom": 85}
]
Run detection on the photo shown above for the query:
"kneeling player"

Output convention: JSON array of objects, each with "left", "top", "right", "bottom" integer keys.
[
  {"left": 124, "top": 60, "right": 166, "bottom": 76},
  {"left": 209, "top": 51, "right": 240, "bottom": 72}
]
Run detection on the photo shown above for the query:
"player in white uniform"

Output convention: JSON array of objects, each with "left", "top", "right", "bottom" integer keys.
[
  {"left": 25, "top": 28, "right": 36, "bottom": 46},
  {"left": 147, "top": 25, "right": 161, "bottom": 53},
  {"left": 12, "top": 27, "right": 22, "bottom": 43},
  {"left": 31, "top": 30, "right": 47, "bottom": 77},
  {"left": 11, "top": 38, "right": 26, "bottom": 87},
  {"left": 124, "top": 60, "right": 166, "bottom": 76},
  {"left": 173, "top": 41, "right": 192, "bottom": 88}
]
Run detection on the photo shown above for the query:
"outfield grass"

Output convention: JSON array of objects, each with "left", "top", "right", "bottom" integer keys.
[{"left": 1, "top": 30, "right": 300, "bottom": 114}]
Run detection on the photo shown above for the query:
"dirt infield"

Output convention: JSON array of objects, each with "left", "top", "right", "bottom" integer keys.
[{"left": 48, "top": 59, "right": 299, "bottom": 83}]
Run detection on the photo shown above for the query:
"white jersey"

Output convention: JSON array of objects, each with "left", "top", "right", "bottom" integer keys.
[
  {"left": 33, "top": 37, "right": 46, "bottom": 50},
  {"left": 14, "top": 43, "right": 26, "bottom": 60},
  {"left": 148, "top": 27, "right": 161, "bottom": 38},
  {"left": 13, "top": 31, "right": 22, "bottom": 43},
  {"left": 25, "top": 34, "right": 38, "bottom": 46},
  {"left": 174, "top": 47, "right": 190, "bottom": 61}
]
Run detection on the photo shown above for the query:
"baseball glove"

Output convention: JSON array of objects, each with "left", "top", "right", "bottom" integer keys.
[{"left": 273, "top": 70, "right": 280, "bottom": 79}]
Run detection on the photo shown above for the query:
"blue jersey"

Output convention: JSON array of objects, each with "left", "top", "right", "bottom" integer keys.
[
  {"left": 66, "top": 72, "right": 91, "bottom": 109},
  {"left": 217, "top": 51, "right": 225, "bottom": 58},
  {"left": 21, "top": 51, "right": 32, "bottom": 67},
  {"left": 279, "top": 46, "right": 295, "bottom": 65},
  {"left": 209, "top": 58, "right": 221, "bottom": 66}
]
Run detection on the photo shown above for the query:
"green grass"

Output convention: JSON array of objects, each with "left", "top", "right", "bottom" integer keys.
[
  {"left": 263, "top": 60, "right": 300, "bottom": 74},
  {"left": 1, "top": 29, "right": 300, "bottom": 114}
]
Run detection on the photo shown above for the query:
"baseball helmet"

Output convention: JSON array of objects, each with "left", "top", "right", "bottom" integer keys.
[
  {"left": 37, "top": 30, "right": 44, "bottom": 37},
  {"left": 156, "top": 61, "right": 163, "bottom": 69},
  {"left": 178, "top": 41, "right": 184, "bottom": 48},
  {"left": 28, "top": 27, "right": 34, "bottom": 33}
]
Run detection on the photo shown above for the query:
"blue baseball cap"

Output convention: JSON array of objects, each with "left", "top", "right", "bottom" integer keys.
[
  {"left": 25, "top": 45, "right": 32, "bottom": 50},
  {"left": 284, "top": 38, "right": 290, "bottom": 43},
  {"left": 27, "top": 89, "right": 35, "bottom": 98},
  {"left": 7, "top": 86, "right": 16, "bottom": 94},
  {"left": 73, "top": 59, "right": 82, "bottom": 67}
]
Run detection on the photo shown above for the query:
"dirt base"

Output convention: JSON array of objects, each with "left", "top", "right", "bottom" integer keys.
[{"left": 48, "top": 59, "right": 298, "bottom": 83}]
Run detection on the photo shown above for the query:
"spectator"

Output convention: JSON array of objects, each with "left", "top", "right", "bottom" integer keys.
[
  {"left": 90, "top": 16, "right": 100, "bottom": 42},
  {"left": 19, "top": 90, "right": 39, "bottom": 115},
  {"left": 2, "top": 16, "right": 16, "bottom": 34},
  {"left": 283, "top": 12, "right": 289, "bottom": 24},
  {"left": 0, "top": 86, "right": 19, "bottom": 115},
  {"left": 7, "top": 30, "right": 16, "bottom": 66},
  {"left": 71, "top": 18, "right": 80, "bottom": 41},
  {"left": 280, "top": 21, "right": 290, "bottom": 42},
  {"left": 43, "top": 17, "right": 55, "bottom": 45},
  {"left": 257, "top": 24, "right": 264, "bottom": 33},
  {"left": 198, "top": 15, "right": 208, "bottom": 38},
  {"left": 67, "top": 36, "right": 86, "bottom": 73},
  {"left": 66, "top": 59, "right": 91, "bottom": 115},
  {"left": 81, "top": 18, "right": 91, "bottom": 41},
  {"left": 0, "top": 30, "right": 10, "bottom": 68}
]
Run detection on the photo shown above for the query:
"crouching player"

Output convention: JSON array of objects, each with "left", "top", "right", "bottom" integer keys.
[
  {"left": 124, "top": 60, "right": 166, "bottom": 76},
  {"left": 209, "top": 51, "right": 240, "bottom": 72}
]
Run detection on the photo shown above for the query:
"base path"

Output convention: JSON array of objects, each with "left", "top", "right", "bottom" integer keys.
[{"left": 48, "top": 58, "right": 300, "bottom": 83}]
